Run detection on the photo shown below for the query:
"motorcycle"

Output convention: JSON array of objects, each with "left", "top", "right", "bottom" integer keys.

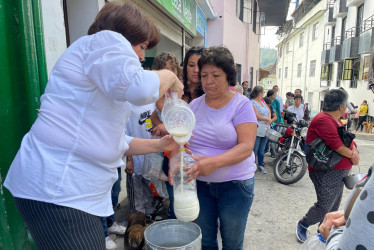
[{"left": 267, "top": 112, "right": 308, "bottom": 185}]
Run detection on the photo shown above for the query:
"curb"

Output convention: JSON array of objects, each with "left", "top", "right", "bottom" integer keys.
[{"left": 353, "top": 133, "right": 374, "bottom": 141}]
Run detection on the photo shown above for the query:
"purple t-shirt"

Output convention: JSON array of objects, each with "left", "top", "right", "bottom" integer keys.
[{"left": 188, "top": 93, "right": 258, "bottom": 182}]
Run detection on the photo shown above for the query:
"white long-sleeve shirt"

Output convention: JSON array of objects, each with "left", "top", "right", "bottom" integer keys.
[
  {"left": 276, "top": 94, "right": 284, "bottom": 111},
  {"left": 4, "top": 31, "right": 160, "bottom": 216}
]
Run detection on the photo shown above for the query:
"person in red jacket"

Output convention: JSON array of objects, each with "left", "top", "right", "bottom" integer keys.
[{"left": 296, "top": 89, "right": 360, "bottom": 242}]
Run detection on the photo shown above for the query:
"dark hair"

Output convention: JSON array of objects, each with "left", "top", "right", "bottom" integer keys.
[
  {"left": 266, "top": 89, "right": 275, "bottom": 97},
  {"left": 273, "top": 85, "right": 279, "bottom": 89},
  {"left": 248, "top": 87, "right": 252, "bottom": 92},
  {"left": 242, "top": 81, "right": 249, "bottom": 85},
  {"left": 152, "top": 52, "right": 178, "bottom": 70},
  {"left": 323, "top": 89, "right": 348, "bottom": 111},
  {"left": 295, "top": 88, "right": 302, "bottom": 94},
  {"left": 198, "top": 46, "right": 237, "bottom": 86},
  {"left": 294, "top": 94, "right": 302, "bottom": 100},
  {"left": 363, "top": 100, "right": 368, "bottom": 104},
  {"left": 88, "top": 2, "right": 160, "bottom": 49},
  {"left": 182, "top": 46, "right": 204, "bottom": 103},
  {"left": 250, "top": 86, "right": 264, "bottom": 99},
  {"left": 263, "top": 97, "right": 272, "bottom": 105},
  {"left": 286, "top": 92, "right": 294, "bottom": 97}
]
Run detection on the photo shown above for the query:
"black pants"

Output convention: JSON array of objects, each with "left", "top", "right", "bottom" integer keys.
[
  {"left": 356, "top": 115, "right": 367, "bottom": 131},
  {"left": 300, "top": 169, "right": 350, "bottom": 226},
  {"left": 14, "top": 197, "right": 105, "bottom": 250}
]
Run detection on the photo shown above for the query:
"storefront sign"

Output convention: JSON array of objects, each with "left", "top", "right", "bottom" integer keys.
[
  {"left": 196, "top": 7, "right": 207, "bottom": 47},
  {"left": 155, "top": 0, "right": 196, "bottom": 35}
]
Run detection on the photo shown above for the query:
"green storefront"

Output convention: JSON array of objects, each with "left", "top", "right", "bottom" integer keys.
[{"left": 0, "top": 0, "right": 47, "bottom": 249}]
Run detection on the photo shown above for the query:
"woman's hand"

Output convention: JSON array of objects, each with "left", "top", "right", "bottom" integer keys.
[
  {"left": 169, "top": 75, "right": 184, "bottom": 98},
  {"left": 185, "top": 155, "right": 217, "bottom": 182},
  {"left": 152, "top": 123, "right": 169, "bottom": 137},
  {"left": 125, "top": 156, "right": 134, "bottom": 175},
  {"left": 318, "top": 210, "right": 345, "bottom": 240},
  {"left": 351, "top": 146, "right": 360, "bottom": 165},
  {"left": 158, "top": 135, "right": 180, "bottom": 152}
]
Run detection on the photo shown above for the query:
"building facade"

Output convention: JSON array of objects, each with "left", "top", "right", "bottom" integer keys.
[
  {"left": 276, "top": 0, "right": 327, "bottom": 116},
  {"left": 321, "top": 0, "right": 374, "bottom": 118}
]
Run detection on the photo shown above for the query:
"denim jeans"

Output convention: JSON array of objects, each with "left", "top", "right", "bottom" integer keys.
[
  {"left": 254, "top": 136, "right": 268, "bottom": 166},
  {"left": 103, "top": 167, "right": 122, "bottom": 237},
  {"left": 195, "top": 178, "right": 255, "bottom": 250}
]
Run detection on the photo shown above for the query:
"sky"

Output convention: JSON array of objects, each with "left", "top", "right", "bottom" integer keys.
[{"left": 260, "top": 1, "right": 297, "bottom": 49}]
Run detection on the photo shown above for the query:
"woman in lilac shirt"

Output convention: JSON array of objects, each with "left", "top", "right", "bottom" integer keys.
[{"left": 186, "top": 47, "right": 258, "bottom": 249}]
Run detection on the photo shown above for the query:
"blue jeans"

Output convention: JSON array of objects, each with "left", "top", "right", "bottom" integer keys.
[
  {"left": 254, "top": 136, "right": 268, "bottom": 166},
  {"left": 195, "top": 178, "right": 255, "bottom": 250},
  {"left": 103, "top": 167, "right": 122, "bottom": 237}
]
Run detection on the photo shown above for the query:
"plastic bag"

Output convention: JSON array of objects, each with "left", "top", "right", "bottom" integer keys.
[
  {"left": 300, "top": 233, "right": 325, "bottom": 250},
  {"left": 142, "top": 136, "right": 168, "bottom": 182}
]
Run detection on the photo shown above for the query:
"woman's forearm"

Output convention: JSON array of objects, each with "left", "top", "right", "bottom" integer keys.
[{"left": 125, "top": 138, "right": 160, "bottom": 156}]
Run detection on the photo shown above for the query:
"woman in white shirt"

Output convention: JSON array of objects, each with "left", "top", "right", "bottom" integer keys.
[{"left": 4, "top": 2, "right": 183, "bottom": 249}]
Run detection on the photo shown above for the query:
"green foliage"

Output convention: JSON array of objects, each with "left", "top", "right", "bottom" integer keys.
[{"left": 260, "top": 48, "right": 277, "bottom": 68}]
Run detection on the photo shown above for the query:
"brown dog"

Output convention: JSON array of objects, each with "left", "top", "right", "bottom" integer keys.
[
  {"left": 363, "top": 122, "right": 373, "bottom": 134},
  {"left": 124, "top": 211, "right": 147, "bottom": 250}
]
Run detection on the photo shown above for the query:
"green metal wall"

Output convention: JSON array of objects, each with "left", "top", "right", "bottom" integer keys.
[{"left": 0, "top": 0, "right": 47, "bottom": 249}]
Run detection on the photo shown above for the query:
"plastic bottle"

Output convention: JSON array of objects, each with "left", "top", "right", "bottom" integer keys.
[
  {"left": 170, "top": 151, "right": 200, "bottom": 222},
  {"left": 300, "top": 233, "right": 326, "bottom": 250}
]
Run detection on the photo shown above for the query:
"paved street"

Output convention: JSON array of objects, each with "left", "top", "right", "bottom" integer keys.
[{"left": 112, "top": 134, "right": 374, "bottom": 250}]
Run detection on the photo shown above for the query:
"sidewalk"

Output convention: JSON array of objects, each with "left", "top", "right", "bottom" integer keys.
[{"left": 352, "top": 130, "right": 374, "bottom": 141}]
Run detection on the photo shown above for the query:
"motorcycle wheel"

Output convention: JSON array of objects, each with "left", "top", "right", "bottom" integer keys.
[{"left": 273, "top": 152, "right": 307, "bottom": 185}]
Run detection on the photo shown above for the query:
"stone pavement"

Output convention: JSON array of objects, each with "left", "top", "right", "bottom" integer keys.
[{"left": 110, "top": 138, "right": 374, "bottom": 250}]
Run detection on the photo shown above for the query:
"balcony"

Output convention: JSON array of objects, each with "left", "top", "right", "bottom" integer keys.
[
  {"left": 359, "top": 15, "right": 374, "bottom": 54},
  {"left": 342, "top": 28, "right": 359, "bottom": 59},
  {"left": 324, "top": 4, "right": 336, "bottom": 26},
  {"left": 333, "top": 0, "right": 347, "bottom": 18},
  {"left": 321, "top": 43, "right": 331, "bottom": 64},
  {"left": 346, "top": 0, "right": 365, "bottom": 7},
  {"left": 330, "top": 37, "right": 342, "bottom": 62}
]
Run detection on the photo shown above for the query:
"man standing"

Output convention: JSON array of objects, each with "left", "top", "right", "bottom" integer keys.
[
  {"left": 294, "top": 89, "right": 304, "bottom": 104},
  {"left": 242, "top": 81, "right": 250, "bottom": 98},
  {"left": 284, "top": 92, "right": 295, "bottom": 109},
  {"left": 287, "top": 95, "right": 304, "bottom": 121},
  {"left": 273, "top": 85, "right": 284, "bottom": 111}
]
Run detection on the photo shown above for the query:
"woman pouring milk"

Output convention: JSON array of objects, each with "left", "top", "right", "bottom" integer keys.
[{"left": 175, "top": 46, "right": 258, "bottom": 249}]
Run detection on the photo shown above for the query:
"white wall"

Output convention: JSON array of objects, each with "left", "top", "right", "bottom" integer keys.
[
  {"left": 66, "top": 0, "right": 105, "bottom": 43},
  {"left": 41, "top": 0, "right": 67, "bottom": 76},
  {"left": 208, "top": 0, "right": 259, "bottom": 84}
]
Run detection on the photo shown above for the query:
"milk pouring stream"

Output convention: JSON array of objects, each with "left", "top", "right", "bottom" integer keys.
[{"left": 162, "top": 92, "right": 199, "bottom": 222}]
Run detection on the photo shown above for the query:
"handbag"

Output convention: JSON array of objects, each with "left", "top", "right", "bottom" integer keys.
[
  {"left": 257, "top": 123, "right": 268, "bottom": 137},
  {"left": 306, "top": 138, "right": 343, "bottom": 171}
]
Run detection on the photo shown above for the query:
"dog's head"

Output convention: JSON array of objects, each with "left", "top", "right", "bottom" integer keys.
[
  {"left": 363, "top": 122, "right": 368, "bottom": 126},
  {"left": 127, "top": 211, "right": 146, "bottom": 228},
  {"left": 124, "top": 224, "right": 147, "bottom": 250}
]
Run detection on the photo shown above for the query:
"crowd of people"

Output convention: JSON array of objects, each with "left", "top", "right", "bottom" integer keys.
[{"left": 3, "top": 2, "right": 373, "bottom": 250}]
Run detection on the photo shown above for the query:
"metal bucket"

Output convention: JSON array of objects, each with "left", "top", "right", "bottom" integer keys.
[{"left": 144, "top": 219, "right": 201, "bottom": 250}]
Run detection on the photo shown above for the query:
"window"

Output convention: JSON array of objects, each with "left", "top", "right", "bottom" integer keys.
[
  {"left": 356, "top": 4, "right": 364, "bottom": 36},
  {"left": 285, "top": 67, "right": 288, "bottom": 78},
  {"left": 278, "top": 68, "right": 281, "bottom": 78},
  {"left": 236, "top": 64, "right": 242, "bottom": 83},
  {"left": 286, "top": 42, "right": 290, "bottom": 53},
  {"left": 312, "top": 22, "right": 319, "bottom": 41},
  {"left": 253, "top": 0, "right": 257, "bottom": 33},
  {"left": 343, "top": 58, "right": 360, "bottom": 88},
  {"left": 236, "top": 0, "right": 252, "bottom": 23},
  {"left": 362, "top": 56, "right": 370, "bottom": 80},
  {"left": 279, "top": 46, "right": 282, "bottom": 57},
  {"left": 250, "top": 67, "right": 254, "bottom": 88},
  {"left": 236, "top": 0, "right": 243, "bottom": 20},
  {"left": 297, "top": 63, "right": 302, "bottom": 78},
  {"left": 336, "top": 62, "right": 343, "bottom": 87},
  {"left": 321, "top": 65, "right": 329, "bottom": 80},
  {"left": 299, "top": 32, "right": 304, "bottom": 47},
  {"left": 341, "top": 17, "right": 347, "bottom": 40},
  {"left": 309, "top": 60, "right": 316, "bottom": 77}
]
